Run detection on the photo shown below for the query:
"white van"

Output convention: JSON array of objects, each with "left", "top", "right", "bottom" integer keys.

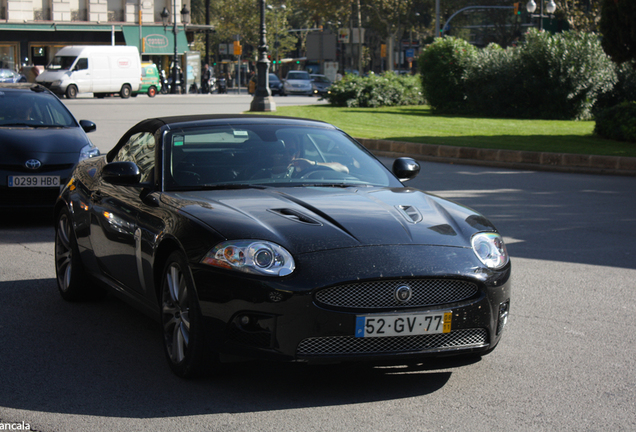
[{"left": 36, "top": 45, "right": 141, "bottom": 99}]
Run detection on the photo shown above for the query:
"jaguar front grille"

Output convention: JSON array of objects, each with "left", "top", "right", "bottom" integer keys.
[{"left": 315, "top": 279, "right": 479, "bottom": 310}]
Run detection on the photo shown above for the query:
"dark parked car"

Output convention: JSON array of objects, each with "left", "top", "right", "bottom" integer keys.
[
  {"left": 0, "top": 68, "right": 27, "bottom": 83},
  {"left": 268, "top": 73, "right": 283, "bottom": 95},
  {"left": 54, "top": 114, "right": 511, "bottom": 378},
  {"left": 0, "top": 83, "right": 99, "bottom": 209},
  {"left": 310, "top": 74, "right": 332, "bottom": 96}
]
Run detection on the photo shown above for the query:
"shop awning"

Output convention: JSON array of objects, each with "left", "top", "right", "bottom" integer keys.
[{"left": 122, "top": 25, "right": 189, "bottom": 55}]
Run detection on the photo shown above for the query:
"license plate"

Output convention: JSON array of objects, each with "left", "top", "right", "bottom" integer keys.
[
  {"left": 355, "top": 312, "right": 452, "bottom": 338},
  {"left": 8, "top": 175, "right": 60, "bottom": 187}
]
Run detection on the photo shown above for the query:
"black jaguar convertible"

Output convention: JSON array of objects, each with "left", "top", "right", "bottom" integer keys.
[{"left": 54, "top": 114, "right": 511, "bottom": 378}]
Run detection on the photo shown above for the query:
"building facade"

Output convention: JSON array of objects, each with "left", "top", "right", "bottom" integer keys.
[{"left": 0, "top": 0, "right": 190, "bottom": 75}]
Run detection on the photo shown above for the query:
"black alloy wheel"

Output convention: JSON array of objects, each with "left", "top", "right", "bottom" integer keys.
[
  {"left": 160, "top": 251, "right": 206, "bottom": 378},
  {"left": 54, "top": 208, "right": 94, "bottom": 301}
]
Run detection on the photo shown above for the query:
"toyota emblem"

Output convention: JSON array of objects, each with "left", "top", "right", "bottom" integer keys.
[
  {"left": 25, "top": 159, "right": 42, "bottom": 170},
  {"left": 395, "top": 285, "right": 412, "bottom": 303}
]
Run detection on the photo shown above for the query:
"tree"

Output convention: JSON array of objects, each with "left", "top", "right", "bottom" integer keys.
[{"left": 600, "top": 0, "right": 636, "bottom": 67}]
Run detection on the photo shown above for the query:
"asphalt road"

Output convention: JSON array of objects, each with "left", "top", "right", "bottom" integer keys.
[{"left": 0, "top": 95, "right": 635, "bottom": 431}]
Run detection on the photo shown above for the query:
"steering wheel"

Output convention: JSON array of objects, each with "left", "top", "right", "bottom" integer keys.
[{"left": 292, "top": 165, "right": 334, "bottom": 179}]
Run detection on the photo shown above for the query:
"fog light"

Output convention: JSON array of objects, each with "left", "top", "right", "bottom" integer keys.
[{"left": 496, "top": 300, "right": 510, "bottom": 335}]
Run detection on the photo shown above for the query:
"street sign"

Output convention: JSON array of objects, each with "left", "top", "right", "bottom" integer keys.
[{"left": 405, "top": 48, "right": 415, "bottom": 62}]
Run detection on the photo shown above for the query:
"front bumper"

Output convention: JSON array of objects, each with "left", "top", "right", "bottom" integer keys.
[{"left": 192, "top": 245, "right": 511, "bottom": 364}]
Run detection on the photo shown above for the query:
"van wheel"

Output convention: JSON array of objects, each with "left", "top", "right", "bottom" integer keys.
[
  {"left": 120, "top": 84, "right": 132, "bottom": 99},
  {"left": 65, "top": 85, "right": 78, "bottom": 99},
  {"left": 148, "top": 86, "right": 157, "bottom": 98}
]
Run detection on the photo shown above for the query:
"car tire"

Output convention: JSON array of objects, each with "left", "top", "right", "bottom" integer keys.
[
  {"left": 120, "top": 84, "right": 132, "bottom": 99},
  {"left": 148, "top": 86, "right": 157, "bottom": 97},
  {"left": 54, "top": 208, "right": 102, "bottom": 301},
  {"left": 65, "top": 85, "right": 78, "bottom": 99},
  {"left": 160, "top": 250, "right": 206, "bottom": 378}
]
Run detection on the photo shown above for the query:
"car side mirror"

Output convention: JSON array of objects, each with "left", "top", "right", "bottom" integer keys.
[
  {"left": 79, "top": 120, "right": 96, "bottom": 134},
  {"left": 102, "top": 161, "right": 141, "bottom": 186},
  {"left": 392, "top": 157, "right": 420, "bottom": 182}
]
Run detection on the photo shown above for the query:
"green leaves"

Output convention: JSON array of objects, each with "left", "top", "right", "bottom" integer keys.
[
  {"left": 325, "top": 72, "right": 424, "bottom": 108},
  {"left": 419, "top": 30, "right": 618, "bottom": 120}
]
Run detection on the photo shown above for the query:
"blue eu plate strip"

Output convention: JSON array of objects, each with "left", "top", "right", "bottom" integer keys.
[{"left": 355, "top": 317, "right": 365, "bottom": 338}]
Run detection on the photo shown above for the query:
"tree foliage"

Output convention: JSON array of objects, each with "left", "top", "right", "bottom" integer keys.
[
  {"left": 600, "top": 0, "right": 636, "bottom": 67},
  {"left": 419, "top": 30, "right": 617, "bottom": 120}
]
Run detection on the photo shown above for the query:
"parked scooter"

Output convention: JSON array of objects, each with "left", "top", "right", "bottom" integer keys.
[
  {"left": 160, "top": 70, "right": 169, "bottom": 94},
  {"left": 217, "top": 77, "right": 227, "bottom": 94}
]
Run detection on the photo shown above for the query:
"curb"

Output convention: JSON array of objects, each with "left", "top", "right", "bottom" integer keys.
[{"left": 356, "top": 138, "right": 636, "bottom": 176}]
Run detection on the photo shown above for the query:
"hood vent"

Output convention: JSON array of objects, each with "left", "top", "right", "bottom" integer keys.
[
  {"left": 268, "top": 208, "right": 323, "bottom": 226},
  {"left": 396, "top": 205, "right": 423, "bottom": 224}
]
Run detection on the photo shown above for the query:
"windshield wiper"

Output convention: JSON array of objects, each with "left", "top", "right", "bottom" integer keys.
[
  {"left": 0, "top": 123, "right": 60, "bottom": 128},
  {"left": 184, "top": 183, "right": 269, "bottom": 191},
  {"left": 294, "top": 183, "right": 372, "bottom": 188}
]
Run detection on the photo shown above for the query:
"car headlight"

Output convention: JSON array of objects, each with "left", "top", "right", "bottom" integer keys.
[
  {"left": 471, "top": 232, "right": 509, "bottom": 269},
  {"left": 79, "top": 144, "right": 100, "bottom": 161},
  {"left": 53, "top": 80, "right": 62, "bottom": 87},
  {"left": 201, "top": 240, "right": 295, "bottom": 276}
]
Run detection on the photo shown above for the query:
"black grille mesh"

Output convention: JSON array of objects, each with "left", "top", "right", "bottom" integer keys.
[
  {"left": 297, "top": 328, "right": 488, "bottom": 356},
  {"left": 315, "top": 279, "right": 478, "bottom": 310}
]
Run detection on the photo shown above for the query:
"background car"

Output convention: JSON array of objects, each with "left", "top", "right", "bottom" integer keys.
[
  {"left": 310, "top": 74, "right": 332, "bottom": 96},
  {"left": 268, "top": 73, "right": 284, "bottom": 95},
  {"left": 54, "top": 114, "right": 511, "bottom": 378},
  {"left": 282, "top": 70, "right": 313, "bottom": 96},
  {"left": 248, "top": 73, "right": 285, "bottom": 96},
  {"left": 0, "top": 83, "right": 99, "bottom": 210},
  {"left": 0, "top": 68, "right": 27, "bottom": 83},
  {"left": 132, "top": 62, "right": 161, "bottom": 97}
]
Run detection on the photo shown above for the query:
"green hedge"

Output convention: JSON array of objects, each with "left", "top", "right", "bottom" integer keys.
[
  {"left": 325, "top": 72, "right": 424, "bottom": 108},
  {"left": 594, "top": 62, "right": 636, "bottom": 114},
  {"left": 594, "top": 102, "right": 636, "bottom": 142},
  {"left": 417, "top": 37, "right": 477, "bottom": 112},
  {"left": 419, "top": 30, "right": 617, "bottom": 120}
]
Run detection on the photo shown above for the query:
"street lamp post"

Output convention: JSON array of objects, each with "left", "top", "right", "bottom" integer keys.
[
  {"left": 266, "top": 4, "right": 286, "bottom": 73},
  {"left": 250, "top": 0, "right": 276, "bottom": 112},
  {"left": 161, "top": 1, "right": 189, "bottom": 94},
  {"left": 526, "top": 0, "right": 556, "bottom": 31}
]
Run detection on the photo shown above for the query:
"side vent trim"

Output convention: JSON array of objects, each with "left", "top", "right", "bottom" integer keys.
[
  {"left": 268, "top": 208, "right": 323, "bottom": 226},
  {"left": 396, "top": 205, "right": 423, "bottom": 224}
]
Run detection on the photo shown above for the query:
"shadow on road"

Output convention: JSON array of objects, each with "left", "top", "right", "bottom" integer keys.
[{"left": 0, "top": 278, "right": 458, "bottom": 418}]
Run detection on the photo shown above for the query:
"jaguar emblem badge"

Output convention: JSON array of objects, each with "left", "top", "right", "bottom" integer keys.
[
  {"left": 395, "top": 285, "right": 412, "bottom": 303},
  {"left": 25, "top": 159, "right": 42, "bottom": 170}
]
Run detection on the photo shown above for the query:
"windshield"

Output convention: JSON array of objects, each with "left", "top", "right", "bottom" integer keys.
[
  {"left": 311, "top": 75, "right": 330, "bottom": 83},
  {"left": 287, "top": 71, "right": 310, "bottom": 80},
  {"left": 164, "top": 124, "right": 398, "bottom": 191},
  {"left": 47, "top": 55, "right": 77, "bottom": 70},
  {"left": 0, "top": 90, "right": 77, "bottom": 127}
]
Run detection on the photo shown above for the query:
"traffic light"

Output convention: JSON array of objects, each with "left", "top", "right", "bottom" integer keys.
[
  {"left": 233, "top": 41, "right": 242, "bottom": 56},
  {"left": 513, "top": 2, "right": 520, "bottom": 15},
  {"left": 381, "top": 44, "right": 386, "bottom": 58}
]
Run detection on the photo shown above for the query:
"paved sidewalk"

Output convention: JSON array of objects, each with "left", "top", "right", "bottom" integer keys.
[{"left": 357, "top": 138, "right": 636, "bottom": 176}]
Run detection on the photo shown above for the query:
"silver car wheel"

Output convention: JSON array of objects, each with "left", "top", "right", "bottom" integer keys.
[
  {"left": 55, "top": 212, "right": 73, "bottom": 292},
  {"left": 162, "top": 262, "right": 192, "bottom": 363}
]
